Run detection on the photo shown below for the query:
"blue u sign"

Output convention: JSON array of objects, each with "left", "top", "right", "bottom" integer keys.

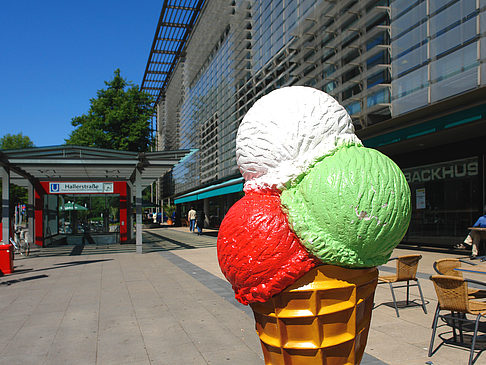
[{"left": 50, "top": 183, "right": 60, "bottom": 193}]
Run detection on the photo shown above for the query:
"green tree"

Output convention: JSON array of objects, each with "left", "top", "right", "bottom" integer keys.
[
  {"left": 0, "top": 133, "right": 34, "bottom": 150},
  {"left": 66, "top": 69, "right": 154, "bottom": 152},
  {"left": 0, "top": 133, "right": 35, "bottom": 206}
]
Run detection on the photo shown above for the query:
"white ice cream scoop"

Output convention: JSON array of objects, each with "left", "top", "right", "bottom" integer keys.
[{"left": 236, "top": 86, "right": 361, "bottom": 191}]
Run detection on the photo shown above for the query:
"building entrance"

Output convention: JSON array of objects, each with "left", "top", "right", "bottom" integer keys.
[
  {"left": 58, "top": 194, "right": 120, "bottom": 236},
  {"left": 39, "top": 181, "right": 127, "bottom": 246}
]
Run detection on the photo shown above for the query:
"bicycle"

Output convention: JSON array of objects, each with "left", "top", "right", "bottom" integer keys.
[
  {"left": 20, "top": 229, "right": 30, "bottom": 256},
  {"left": 9, "top": 229, "right": 30, "bottom": 257}
]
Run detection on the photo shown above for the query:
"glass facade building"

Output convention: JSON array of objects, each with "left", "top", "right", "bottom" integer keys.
[
  {"left": 147, "top": 0, "right": 486, "bottom": 246},
  {"left": 391, "top": 0, "right": 485, "bottom": 115}
]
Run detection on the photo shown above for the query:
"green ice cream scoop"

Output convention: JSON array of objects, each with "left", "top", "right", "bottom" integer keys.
[{"left": 280, "top": 145, "right": 411, "bottom": 268}]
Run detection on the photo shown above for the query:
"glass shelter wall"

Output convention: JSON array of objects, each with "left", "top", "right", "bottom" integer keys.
[
  {"left": 42, "top": 194, "right": 120, "bottom": 244},
  {"left": 57, "top": 195, "right": 120, "bottom": 235}
]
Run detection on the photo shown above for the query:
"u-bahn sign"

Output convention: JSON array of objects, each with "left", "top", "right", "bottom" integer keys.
[{"left": 49, "top": 182, "right": 114, "bottom": 194}]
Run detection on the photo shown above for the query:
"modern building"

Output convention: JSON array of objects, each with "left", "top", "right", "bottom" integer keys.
[{"left": 142, "top": 0, "right": 486, "bottom": 247}]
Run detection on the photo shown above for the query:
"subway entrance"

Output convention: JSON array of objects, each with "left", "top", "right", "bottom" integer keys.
[
  {"left": 41, "top": 181, "right": 127, "bottom": 246},
  {"left": 54, "top": 194, "right": 120, "bottom": 245}
]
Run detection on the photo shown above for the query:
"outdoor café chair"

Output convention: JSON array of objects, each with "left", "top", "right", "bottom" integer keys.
[
  {"left": 378, "top": 254, "right": 427, "bottom": 317},
  {"left": 429, "top": 275, "right": 486, "bottom": 365},
  {"left": 433, "top": 258, "right": 486, "bottom": 299}
]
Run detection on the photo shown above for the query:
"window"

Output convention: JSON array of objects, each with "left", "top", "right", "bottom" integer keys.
[
  {"left": 367, "top": 89, "right": 390, "bottom": 107},
  {"left": 367, "top": 50, "right": 389, "bottom": 68},
  {"left": 367, "top": 70, "right": 389, "bottom": 88},
  {"left": 324, "top": 81, "right": 337, "bottom": 92},
  {"left": 342, "top": 83, "right": 362, "bottom": 99},
  {"left": 345, "top": 101, "right": 361, "bottom": 115},
  {"left": 343, "top": 66, "right": 361, "bottom": 82},
  {"left": 343, "top": 49, "right": 360, "bottom": 64}
]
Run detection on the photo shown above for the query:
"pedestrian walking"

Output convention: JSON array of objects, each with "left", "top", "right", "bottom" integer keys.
[
  {"left": 188, "top": 207, "right": 196, "bottom": 232},
  {"left": 196, "top": 209, "right": 205, "bottom": 235}
]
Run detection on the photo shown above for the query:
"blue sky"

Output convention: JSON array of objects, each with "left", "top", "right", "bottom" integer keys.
[{"left": 0, "top": 0, "right": 162, "bottom": 147}]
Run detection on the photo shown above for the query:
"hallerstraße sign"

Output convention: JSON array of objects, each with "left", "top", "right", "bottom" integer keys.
[
  {"left": 49, "top": 182, "right": 114, "bottom": 194},
  {"left": 403, "top": 157, "right": 478, "bottom": 184}
]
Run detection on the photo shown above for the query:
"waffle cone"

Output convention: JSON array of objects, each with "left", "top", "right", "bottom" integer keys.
[{"left": 250, "top": 265, "right": 378, "bottom": 365}]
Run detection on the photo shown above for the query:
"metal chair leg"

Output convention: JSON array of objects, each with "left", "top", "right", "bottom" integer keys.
[
  {"left": 469, "top": 314, "right": 481, "bottom": 365},
  {"left": 406, "top": 280, "right": 410, "bottom": 305},
  {"left": 416, "top": 278, "right": 427, "bottom": 314},
  {"left": 429, "top": 304, "right": 440, "bottom": 357},
  {"left": 451, "top": 311, "right": 458, "bottom": 343},
  {"left": 388, "top": 282, "right": 400, "bottom": 317},
  {"left": 458, "top": 314, "right": 464, "bottom": 344}
]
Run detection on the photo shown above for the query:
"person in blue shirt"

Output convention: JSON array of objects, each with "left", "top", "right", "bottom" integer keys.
[{"left": 461, "top": 213, "right": 486, "bottom": 258}]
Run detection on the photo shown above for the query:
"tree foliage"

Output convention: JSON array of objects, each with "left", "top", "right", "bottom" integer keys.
[
  {"left": 65, "top": 69, "right": 154, "bottom": 152},
  {"left": 0, "top": 133, "right": 34, "bottom": 150},
  {"left": 0, "top": 133, "right": 35, "bottom": 206}
]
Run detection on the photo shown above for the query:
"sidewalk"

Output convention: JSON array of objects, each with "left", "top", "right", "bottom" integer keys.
[{"left": 0, "top": 226, "right": 484, "bottom": 364}]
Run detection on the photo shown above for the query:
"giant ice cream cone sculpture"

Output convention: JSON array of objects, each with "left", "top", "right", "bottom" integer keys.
[
  {"left": 250, "top": 266, "right": 377, "bottom": 365},
  {"left": 217, "top": 87, "right": 411, "bottom": 364}
]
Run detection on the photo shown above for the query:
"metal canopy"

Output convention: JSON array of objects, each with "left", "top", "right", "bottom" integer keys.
[
  {"left": 140, "top": 0, "right": 205, "bottom": 106},
  {"left": 0, "top": 145, "right": 191, "bottom": 189}
]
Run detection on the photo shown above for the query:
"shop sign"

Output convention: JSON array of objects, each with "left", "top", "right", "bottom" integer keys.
[
  {"left": 416, "top": 188, "right": 426, "bottom": 209},
  {"left": 49, "top": 182, "right": 114, "bottom": 194},
  {"left": 403, "top": 157, "right": 478, "bottom": 184}
]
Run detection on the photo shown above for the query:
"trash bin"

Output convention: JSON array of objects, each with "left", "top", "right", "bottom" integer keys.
[{"left": 0, "top": 244, "right": 14, "bottom": 275}]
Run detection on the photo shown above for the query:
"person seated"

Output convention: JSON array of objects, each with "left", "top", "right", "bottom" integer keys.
[{"left": 456, "top": 211, "right": 486, "bottom": 259}]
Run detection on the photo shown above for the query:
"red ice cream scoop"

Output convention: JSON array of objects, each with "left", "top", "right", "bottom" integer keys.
[{"left": 217, "top": 190, "right": 319, "bottom": 304}]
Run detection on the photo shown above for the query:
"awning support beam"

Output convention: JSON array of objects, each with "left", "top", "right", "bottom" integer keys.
[
  {"left": 27, "top": 181, "right": 35, "bottom": 247},
  {"left": 1, "top": 166, "right": 10, "bottom": 244},
  {"left": 135, "top": 169, "right": 143, "bottom": 254}
]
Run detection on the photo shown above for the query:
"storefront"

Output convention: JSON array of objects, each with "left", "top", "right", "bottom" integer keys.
[
  {"left": 402, "top": 156, "right": 484, "bottom": 245},
  {"left": 360, "top": 91, "right": 486, "bottom": 247},
  {"left": 174, "top": 177, "right": 244, "bottom": 228},
  {"left": 36, "top": 181, "right": 128, "bottom": 245}
]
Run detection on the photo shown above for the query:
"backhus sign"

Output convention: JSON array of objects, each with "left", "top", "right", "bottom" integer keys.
[
  {"left": 403, "top": 157, "right": 478, "bottom": 184},
  {"left": 49, "top": 182, "right": 114, "bottom": 194}
]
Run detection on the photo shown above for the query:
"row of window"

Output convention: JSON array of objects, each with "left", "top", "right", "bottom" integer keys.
[{"left": 172, "top": 0, "right": 484, "bottom": 193}]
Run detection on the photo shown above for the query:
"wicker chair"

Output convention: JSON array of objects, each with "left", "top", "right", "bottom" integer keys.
[
  {"left": 378, "top": 254, "right": 427, "bottom": 317},
  {"left": 429, "top": 275, "right": 486, "bottom": 365},
  {"left": 433, "top": 258, "right": 486, "bottom": 299}
]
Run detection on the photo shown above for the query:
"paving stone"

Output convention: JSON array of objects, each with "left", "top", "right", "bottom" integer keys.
[{"left": 1, "top": 227, "right": 484, "bottom": 364}]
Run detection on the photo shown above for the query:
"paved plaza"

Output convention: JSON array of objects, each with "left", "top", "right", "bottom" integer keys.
[{"left": 1, "top": 226, "right": 485, "bottom": 364}]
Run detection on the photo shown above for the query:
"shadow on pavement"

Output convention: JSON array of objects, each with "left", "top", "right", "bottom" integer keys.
[
  {"left": 202, "top": 231, "right": 219, "bottom": 237},
  {"left": 143, "top": 231, "right": 196, "bottom": 250},
  {"left": 398, "top": 243, "right": 468, "bottom": 255},
  {"left": 12, "top": 259, "right": 113, "bottom": 275},
  {"left": 146, "top": 225, "right": 220, "bottom": 237},
  {"left": 373, "top": 300, "right": 430, "bottom": 311},
  {"left": 5, "top": 268, "right": 34, "bottom": 275},
  {"left": 27, "top": 245, "right": 137, "bottom": 258},
  {"left": 0, "top": 274, "right": 49, "bottom": 286},
  {"left": 53, "top": 259, "right": 112, "bottom": 267},
  {"left": 69, "top": 243, "right": 85, "bottom": 256}
]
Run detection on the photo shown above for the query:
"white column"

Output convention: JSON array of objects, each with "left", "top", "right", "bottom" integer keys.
[
  {"left": 203, "top": 198, "right": 210, "bottom": 227},
  {"left": 135, "top": 169, "right": 142, "bottom": 254},
  {"left": 1, "top": 167, "right": 10, "bottom": 244},
  {"left": 27, "top": 181, "right": 35, "bottom": 245},
  {"left": 126, "top": 182, "right": 133, "bottom": 242}
]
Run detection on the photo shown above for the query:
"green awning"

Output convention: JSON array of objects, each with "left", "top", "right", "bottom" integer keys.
[
  {"left": 363, "top": 104, "right": 485, "bottom": 148},
  {"left": 174, "top": 177, "right": 244, "bottom": 204}
]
